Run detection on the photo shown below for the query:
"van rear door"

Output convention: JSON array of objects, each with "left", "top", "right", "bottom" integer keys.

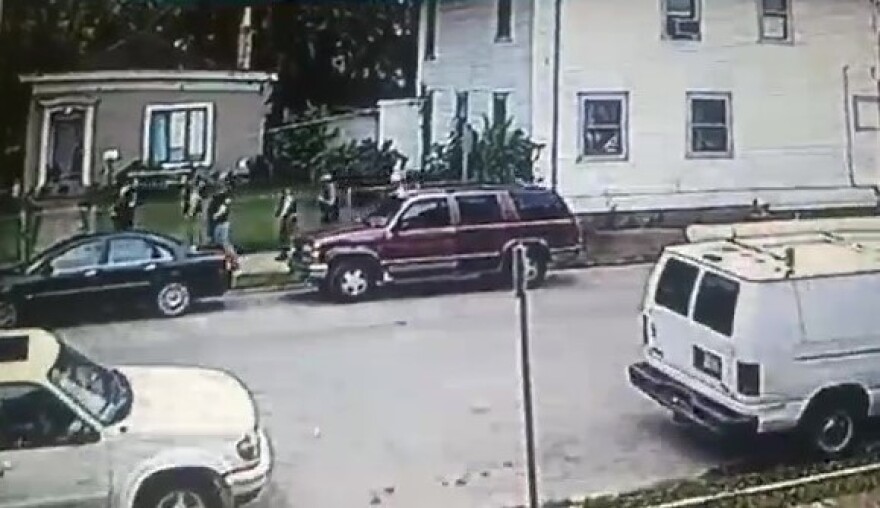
[{"left": 644, "top": 255, "right": 739, "bottom": 392}]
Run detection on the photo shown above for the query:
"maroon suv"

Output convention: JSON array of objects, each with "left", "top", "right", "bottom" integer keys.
[{"left": 289, "top": 184, "right": 582, "bottom": 302}]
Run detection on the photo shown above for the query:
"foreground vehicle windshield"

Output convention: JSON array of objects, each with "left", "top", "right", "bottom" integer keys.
[{"left": 47, "top": 342, "right": 131, "bottom": 425}]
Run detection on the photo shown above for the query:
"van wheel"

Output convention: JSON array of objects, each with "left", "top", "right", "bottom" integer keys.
[
  {"left": 801, "top": 401, "right": 863, "bottom": 459},
  {"left": 134, "top": 476, "right": 223, "bottom": 508},
  {"left": 327, "top": 260, "right": 375, "bottom": 303}
]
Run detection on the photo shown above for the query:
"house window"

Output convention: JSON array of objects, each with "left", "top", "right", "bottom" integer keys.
[
  {"left": 496, "top": 0, "right": 513, "bottom": 41},
  {"left": 662, "top": 0, "right": 701, "bottom": 41},
  {"left": 580, "top": 92, "right": 628, "bottom": 160},
  {"left": 425, "top": 0, "right": 438, "bottom": 60},
  {"left": 759, "top": 0, "right": 791, "bottom": 41},
  {"left": 492, "top": 92, "right": 509, "bottom": 126},
  {"left": 687, "top": 92, "right": 733, "bottom": 157},
  {"left": 853, "top": 95, "right": 880, "bottom": 132},
  {"left": 145, "top": 103, "right": 213, "bottom": 167}
]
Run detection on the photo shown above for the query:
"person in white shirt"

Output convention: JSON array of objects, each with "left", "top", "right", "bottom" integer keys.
[{"left": 274, "top": 187, "right": 298, "bottom": 261}]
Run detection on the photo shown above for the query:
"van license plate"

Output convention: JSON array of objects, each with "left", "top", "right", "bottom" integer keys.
[{"left": 702, "top": 354, "right": 721, "bottom": 375}]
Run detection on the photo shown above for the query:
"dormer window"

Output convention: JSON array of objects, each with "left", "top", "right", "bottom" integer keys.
[{"left": 662, "top": 0, "right": 701, "bottom": 41}]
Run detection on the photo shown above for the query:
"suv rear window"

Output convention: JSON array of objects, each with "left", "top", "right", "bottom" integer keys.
[
  {"left": 654, "top": 258, "right": 699, "bottom": 316},
  {"left": 693, "top": 272, "right": 740, "bottom": 337},
  {"left": 510, "top": 190, "right": 570, "bottom": 221},
  {"left": 456, "top": 194, "right": 503, "bottom": 225}
]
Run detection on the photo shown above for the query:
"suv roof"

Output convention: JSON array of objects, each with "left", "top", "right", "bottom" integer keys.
[
  {"left": 396, "top": 182, "right": 552, "bottom": 199},
  {"left": 0, "top": 328, "right": 59, "bottom": 384},
  {"left": 669, "top": 231, "right": 880, "bottom": 282}
]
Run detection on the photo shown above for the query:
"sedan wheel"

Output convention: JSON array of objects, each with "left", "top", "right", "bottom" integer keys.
[
  {"left": 156, "top": 282, "right": 192, "bottom": 318},
  {"left": 154, "top": 489, "right": 208, "bottom": 508},
  {"left": 0, "top": 301, "right": 18, "bottom": 329}
]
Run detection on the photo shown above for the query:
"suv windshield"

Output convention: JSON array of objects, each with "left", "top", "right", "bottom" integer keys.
[
  {"left": 47, "top": 342, "right": 132, "bottom": 426},
  {"left": 363, "top": 196, "right": 405, "bottom": 227}
]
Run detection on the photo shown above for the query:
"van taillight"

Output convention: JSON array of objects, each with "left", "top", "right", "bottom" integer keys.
[
  {"left": 736, "top": 361, "right": 761, "bottom": 396},
  {"left": 642, "top": 315, "right": 649, "bottom": 345}
]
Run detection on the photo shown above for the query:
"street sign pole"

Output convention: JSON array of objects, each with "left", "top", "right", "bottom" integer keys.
[{"left": 513, "top": 243, "right": 539, "bottom": 508}]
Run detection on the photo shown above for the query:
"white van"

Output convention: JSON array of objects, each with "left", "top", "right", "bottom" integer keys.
[{"left": 629, "top": 230, "right": 880, "bottom": 458}]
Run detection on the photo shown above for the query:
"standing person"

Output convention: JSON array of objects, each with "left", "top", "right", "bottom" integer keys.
[
  {"left": 110, "top": 175, "right": 138, "bottom": 231},
  {"left": 181, "top": 177, "right": 207, "bottom": 247},
  {"left": 207, "top": 185, "right": 237, "bottom": 263},
  {"left": 274, "top": 187, "right": 298, "bottom": 261},
  {"left": 317, "top": 173, "right": 339, "bottom": 224}
]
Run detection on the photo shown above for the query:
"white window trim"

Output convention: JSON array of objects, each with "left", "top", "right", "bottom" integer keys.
[
  {"left": 757, "top": 0, "right": 793, "bottom": 43},
  {"left": 686, "top": 91, "right": 734, "bottom": 159},
  {"left": 37, "top": 104, "right": 96, "bottom": 189},
  {"left": 142, "top": 102, "right": 215, "bottom": 169},
  {"left": 577, "top": 91, "right": 630, "bottom": 163},
  {"left": 495, "top": 0, "right": 514, "bottom": 43},
  {"left": 660, "top": 0, "right": 702, "bottom": 42}
]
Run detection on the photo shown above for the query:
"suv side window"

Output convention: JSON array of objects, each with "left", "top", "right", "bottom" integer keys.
[
  {"left": 397, "top": 198, "right": 451, "bottom": 230},
  {"left": 654, "top": 257, "right": 699, "bottom": 316},
  {"left": 455, "top": 194, "right": 503, "bottom": 225},
  {"left": 693, "top": 271, "right": 740, "bottom": 336},
  {"left": 0, "top": 384, "right": 85, "bottom": 451},
  {"left": 510, "top": 190, "right": 570, "bottom": 221}
]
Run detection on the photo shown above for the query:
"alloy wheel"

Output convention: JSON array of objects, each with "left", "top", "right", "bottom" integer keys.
[
  {"left": 339, "top": 268, "right": 369, "bottom": 297},
  {"left": 158, "top": 283, "right": 191, "bottom": 317},
  {"left": 154, "top": 490, "right": 207, "bottom": 508}
]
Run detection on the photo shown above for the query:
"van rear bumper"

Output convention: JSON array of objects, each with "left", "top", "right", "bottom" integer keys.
[{"left": 628, "top": 362, "right": 758, "bottom": 436}]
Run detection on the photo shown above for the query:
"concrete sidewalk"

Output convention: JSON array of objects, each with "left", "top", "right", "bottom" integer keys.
[{"left": 233, "top": 251, "right": 301, "bottom": 291}]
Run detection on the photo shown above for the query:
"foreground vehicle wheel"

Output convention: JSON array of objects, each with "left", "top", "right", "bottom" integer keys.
[
  {"left": 155, "top": 282, "right": 192, "bottom": 318},
  {"left": 0, "top": 300, "right": 18, "bottom": 329},
  {"left": 327, "top": 260, "right": 375, "bottom": 303},
  {"left": 135, "top": 477, "right": 223, "bottom": 508},
  {"left": 801, "top": 400, "right": 863, "bottom": 459},
  {"left": 506, "top": 247, "right": 548, "bottom": 289}
]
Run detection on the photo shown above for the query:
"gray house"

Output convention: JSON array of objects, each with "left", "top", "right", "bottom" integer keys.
[{"left": 18, "top": 35, "right": 276, "bottom": 197}]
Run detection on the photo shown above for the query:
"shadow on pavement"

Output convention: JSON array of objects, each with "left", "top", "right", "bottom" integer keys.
[
  {"left": 283, "top": 272, "right": 580, "bottom": 305},
  {"left": 31, "top": 299, "right": 227, "bottom": 329}
]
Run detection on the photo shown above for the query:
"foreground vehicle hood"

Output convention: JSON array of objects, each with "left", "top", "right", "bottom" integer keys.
[
  {"left": 117, "top": 366, "right": 257, "bottom": 437},
  {"left": 307, "top": 223, "right": 386, "bottom": 245}
]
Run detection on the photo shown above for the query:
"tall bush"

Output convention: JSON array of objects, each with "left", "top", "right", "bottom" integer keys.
[
  {"left": 267, "top": 105, "right": 341, "bottom": 185},
  {"left": 421, "top": 116, "right": 543, "bottom": 184},
  {"left": 318, "top": 138, "right": 406, "bottom": 188}
]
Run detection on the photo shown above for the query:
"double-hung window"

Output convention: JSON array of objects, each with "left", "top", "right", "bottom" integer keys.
[
  {"left": 144, "top": 103, "right": 213, "bottom": 167},
  {"left": 579, "top": 92, "right": 628, "bottom": 160}
]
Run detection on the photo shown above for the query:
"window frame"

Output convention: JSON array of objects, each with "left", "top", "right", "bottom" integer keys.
[
  {"left": 0, "top": 382, "right": 101, "bottom": 452},
  {"left": 495, "top": 0, "right": 513, "bottom": 42},
  {"left": 686, "top": 91, "right": 734, "bottom": 159},
  {"left": 48, "top": 239, "right": 108, "bottom": 275},
  {"left": 653, "top": 257, "right": 700, "bottom": 317},
  {"left": 757, "top": 0, "right": 793, "bottom": 43},
  {"left": 106, "top": 238, "right": 173, "bottom": 268},
  {"left": 578, "top": 91, "right": 630, "bottom": 162},
  {"left": 853, "top": 95, "right": 880, "bottom": 132},
  {"left": 510, "top": 190, "right": 571, "bottom": 221},
  {"left": 661, "top": 0, "right": 702, "bottom": 42},
  {"left": 393, "top": 197, "right": 452, "bottom": 231},
  {"left": 142, "top": 102, "right": 215, "bottom": 169},
  {"left": 424, "top": 0, "right": 439, "bottom": 61},
  {"left": 454, "top": 193, "right": 504, "bottom": 226}
]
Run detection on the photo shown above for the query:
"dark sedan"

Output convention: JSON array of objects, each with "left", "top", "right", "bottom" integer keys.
[{"left": 0, "top": 230, "right": 233, "bottom": 328}]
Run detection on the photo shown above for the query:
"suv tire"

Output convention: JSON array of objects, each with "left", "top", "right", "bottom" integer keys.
[
  {"left": 327, "top": 259, "right": 375, "bottom": 303},
  {"left": 134, "top": 476, "right": 223, "bottom": 508},
  {"left": 800, "top": 397, "right": 864, "bottom": 459},
  {"left": 506, "top": 246, "right": 548, "bottom": 289},
  {"left": 155, "top": 281, "right": 192, "bottom": 318},
  {"left": 0, "top": 299, "right": 18, "bottom": 329}
]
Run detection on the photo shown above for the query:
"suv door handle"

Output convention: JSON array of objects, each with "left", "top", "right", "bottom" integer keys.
[{"left": 144, "top": 263, "right": 157, "bottom": 272}]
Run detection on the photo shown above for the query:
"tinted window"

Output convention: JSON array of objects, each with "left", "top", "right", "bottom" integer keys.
[
  {"left": 0, "top": 384, "right": 81, "bottom": 450},
  {"left": 108, "top": 238, "right": 156, "bottom": 265},
  {"left": 456, "top": 194, "right": 503, "bottom": 225},
  {"left": 511, "top": 190, "right": 570, "bottom": 221},
  {"left": 398, "top": 198, "right": 450, "bottom": 230},
  {"left": 693, "top": 272, "right": 740, "bottom": 336},
  {"left": 50, "top": 240, "right": 104, "bottom": 272},
  {"left": 654, "top": 258, "right": 699, "bottom": 316}
]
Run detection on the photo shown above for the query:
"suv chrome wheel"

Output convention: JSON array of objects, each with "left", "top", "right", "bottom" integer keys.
[
  {"left": 155, "top": 490, "right": 207, "bottom": 508},
  {"left": 328, "top": 260, "right": 375, "bottom": 302},
  {"left": 340, "top": 269, "right": 368, "bottom": 297},
  {"left": 0, "top": 301, "right": 18, "bottom": 329}
]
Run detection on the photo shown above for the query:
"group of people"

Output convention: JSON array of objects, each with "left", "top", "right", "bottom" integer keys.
[{"left": 273, "top": 172, "right": 341, "bottom": 261}]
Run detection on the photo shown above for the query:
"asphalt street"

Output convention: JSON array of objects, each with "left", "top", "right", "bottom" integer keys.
[{"left": 56, "top": 266, "right": 757, "bottom": 508}]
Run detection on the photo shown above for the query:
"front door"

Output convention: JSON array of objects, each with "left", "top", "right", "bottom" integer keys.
[
  {"left": 0, "top": 384, "right": 109, "bottom": 508},
  {"left": 44, "top": 108, "right": 87, "bottom": 195},
  {"left": 381, "top": 197, "right": 457, "bottom": 279},
  {"left": 25, "top": 239, "right": 108, "bottom": 319},
  {"left": 101, "top": 237, "right": 174, "bottom": 305}
]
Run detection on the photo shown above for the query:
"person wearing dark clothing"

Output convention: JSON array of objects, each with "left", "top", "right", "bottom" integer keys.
[
  {"left": 317, "top": 173, "right": 339, "bottom": 224},
  {"left": 207, "top": 188, "right": 233, "bottom": 251},
  {"left": 274, "top": 188, "right": 298, "bottom": 261},
  {"left": 110, "top": 178, "right": 137, "bottom": 231}
]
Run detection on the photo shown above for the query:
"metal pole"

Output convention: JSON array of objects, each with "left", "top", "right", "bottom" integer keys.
[
  {"left": 549, "top": 0, "right": 562, "bottom": 191},
  {"left": 513, "top": 244, "right": 539, "bottom": 508}
]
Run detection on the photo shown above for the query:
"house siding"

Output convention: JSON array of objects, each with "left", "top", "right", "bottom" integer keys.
[
  {"left": 25, "top": 86, "right": 269, "bottom": 192},
  {"left": 419, "top": 0, "right": 534, "bottom": 143},
  {"left": 543, "top": 0, "right": 880, "bottom": 213}
]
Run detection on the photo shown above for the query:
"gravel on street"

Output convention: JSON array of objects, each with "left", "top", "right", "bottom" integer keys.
[{"left": 56, "top": 266, "right": 757, "bottom": 508}]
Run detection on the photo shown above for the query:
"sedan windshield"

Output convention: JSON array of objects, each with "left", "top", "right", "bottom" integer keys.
[
  {"left": 363, "top": 196, "right": 404, "bottom": 227},
  {"left": 47, "top": 343, "right": 132, "bottom": 426}
]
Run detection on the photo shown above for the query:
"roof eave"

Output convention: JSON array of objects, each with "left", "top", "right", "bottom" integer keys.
[{"left": 19, "top": 69, "right": 279, "bottom": 85}]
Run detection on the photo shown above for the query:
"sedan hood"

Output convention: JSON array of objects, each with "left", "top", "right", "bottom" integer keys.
[
  {"left": 307, "top": 223, "right": 386, "bottom": 246},
  {"left": 117, "top": 366, "right": 257, "bottom": 437}
]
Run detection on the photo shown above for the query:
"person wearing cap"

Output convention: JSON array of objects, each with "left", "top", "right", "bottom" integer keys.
[
  {"left": 274, "top": 187, "right": 298, "bottom": 261},
  {"left": 110, "top": 174, "right": 138, "bottom": 231},
  {"left": 317, "top": 173, "right": 339, "bottom": 224}
]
